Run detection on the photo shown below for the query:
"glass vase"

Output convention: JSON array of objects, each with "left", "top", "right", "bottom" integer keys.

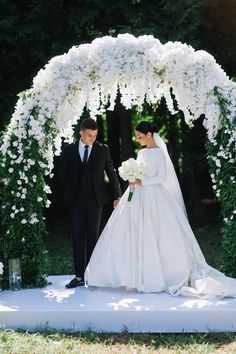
[{"left": 8, "top": 258, "right": 22, "bottom": 290}]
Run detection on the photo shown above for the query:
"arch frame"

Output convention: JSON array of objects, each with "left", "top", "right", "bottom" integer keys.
[{"left": 0, "top": 34, "right": 235, "bottom": 287}]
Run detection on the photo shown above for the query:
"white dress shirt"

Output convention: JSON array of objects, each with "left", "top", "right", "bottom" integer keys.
[{"left": 78, "top": 139, "right": 92, "bottom": 162}]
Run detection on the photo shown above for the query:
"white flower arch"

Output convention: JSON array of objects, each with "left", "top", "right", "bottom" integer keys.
[{"left": 1, "top": 34, "right": 235, "bottom": 287}]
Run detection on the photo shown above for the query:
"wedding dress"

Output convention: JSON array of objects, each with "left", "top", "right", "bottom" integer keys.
[{"left": 85, "top": 139, "right": 236, "bottom": 299}]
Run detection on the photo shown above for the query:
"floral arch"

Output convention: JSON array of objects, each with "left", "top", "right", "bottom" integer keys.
[{"left": 0, "top": 34, "right": 235, "bottom": 287}]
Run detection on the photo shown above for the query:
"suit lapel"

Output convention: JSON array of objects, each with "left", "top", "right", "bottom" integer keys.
[
  {"left": 89, "top": 142, "right": 96, "bottom": 165},
  {"left": 89, "top": 142, "right": 99, "bottom": 171},
  {"left": 74, "top": 141, "right": 82, "bottom": 163}
]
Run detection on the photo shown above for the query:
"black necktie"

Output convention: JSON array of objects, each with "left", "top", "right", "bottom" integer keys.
[{"left": 83, "top": 145, "right": 89, "bottom": 163}]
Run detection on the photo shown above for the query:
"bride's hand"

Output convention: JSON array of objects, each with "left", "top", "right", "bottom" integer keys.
[{"left": 130, "top": 179, "right": 142, "bottom": 186}]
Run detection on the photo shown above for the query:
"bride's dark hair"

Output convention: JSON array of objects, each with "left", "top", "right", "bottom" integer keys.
[{"left": 135, "top": 121, "right": 157, "bottom": 135}]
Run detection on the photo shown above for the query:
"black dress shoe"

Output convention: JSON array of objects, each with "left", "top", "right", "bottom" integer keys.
[{"left": 65, "top": 277, "right": 85, "bottom": 288}]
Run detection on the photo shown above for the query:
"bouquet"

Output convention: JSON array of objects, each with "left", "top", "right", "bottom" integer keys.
[{"left": 118, "top": 158, "right": 146, "bottom": 201}]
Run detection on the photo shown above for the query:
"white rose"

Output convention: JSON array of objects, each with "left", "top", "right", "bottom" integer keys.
[{"left": 21, "top": 219, "right": 27, "bottom": 224}]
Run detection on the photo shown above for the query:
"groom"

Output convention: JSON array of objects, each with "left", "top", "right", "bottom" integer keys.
[{"left": 60, "top": 118, "right": 122, "bottom": 288}]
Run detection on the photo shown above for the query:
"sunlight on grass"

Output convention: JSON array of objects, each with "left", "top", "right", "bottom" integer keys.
[{"left": 0, "top": 331, "right": 236, "bottom": 354}]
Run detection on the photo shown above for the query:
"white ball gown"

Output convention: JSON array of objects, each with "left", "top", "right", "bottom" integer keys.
[{"left": 85, "top": 147, "right": 236, "bottom": 298}]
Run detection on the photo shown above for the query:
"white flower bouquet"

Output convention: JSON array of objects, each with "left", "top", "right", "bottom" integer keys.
[{"left": 118, "top": 158, "right": 146, "bottom": 201}]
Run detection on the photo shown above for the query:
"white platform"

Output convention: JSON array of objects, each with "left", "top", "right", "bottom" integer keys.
[{"left": 1, "top": 275, "right": 236, "bottom": 333}]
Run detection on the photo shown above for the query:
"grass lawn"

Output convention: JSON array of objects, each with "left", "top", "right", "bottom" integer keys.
[
  {"left": 1, "top": 211, "right": 236, "bottom": 353},
  {"left": 0, "top": 331, "right": 236, "bottom": 353}
]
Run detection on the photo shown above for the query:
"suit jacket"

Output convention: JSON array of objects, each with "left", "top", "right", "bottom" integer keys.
[{"left": 59, "top": 140, "right": 122, "bottom": 207}]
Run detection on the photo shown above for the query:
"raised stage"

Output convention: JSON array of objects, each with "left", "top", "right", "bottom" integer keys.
[{"left": 1, "top": 275, "right": 236, "bottom": 333}]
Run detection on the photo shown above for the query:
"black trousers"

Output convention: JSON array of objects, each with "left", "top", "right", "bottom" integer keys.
[{"left": 70, "top": 195, "right": 103, "bottom": 278}]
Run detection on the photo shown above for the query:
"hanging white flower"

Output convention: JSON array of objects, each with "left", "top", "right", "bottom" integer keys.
[{"left": 45, "top": 200, "right": 51, "bottom": 208}]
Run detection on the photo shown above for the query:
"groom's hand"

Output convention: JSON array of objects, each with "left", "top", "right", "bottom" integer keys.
[{"left": 113, "top": 199, "right": 120, "bottom": 208}]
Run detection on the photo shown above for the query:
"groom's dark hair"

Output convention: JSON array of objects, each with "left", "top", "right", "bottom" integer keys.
[{"left": 80, "top": 118, "right": 98, "bottom": 131}]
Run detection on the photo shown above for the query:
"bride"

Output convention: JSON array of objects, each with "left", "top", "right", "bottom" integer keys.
[{"left": 85, "top": 121, "right": 236, "bottom": 298}]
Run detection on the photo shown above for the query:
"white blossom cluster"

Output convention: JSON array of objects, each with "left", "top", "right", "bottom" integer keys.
[{"left": 1, "top": 34, "right": 235, "bottom": 165}]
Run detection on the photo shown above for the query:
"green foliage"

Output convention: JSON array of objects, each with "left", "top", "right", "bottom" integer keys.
[
  {"left": 0, "top": 91, "right": 59, "bottom": 288},
  {"left": 206, "top": 88, "right": 236, "bottom": 276}
]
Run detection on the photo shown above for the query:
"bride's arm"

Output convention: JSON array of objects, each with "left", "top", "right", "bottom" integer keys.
[{"left": 141, "top": 151, "right": 167, "bottom": 185}]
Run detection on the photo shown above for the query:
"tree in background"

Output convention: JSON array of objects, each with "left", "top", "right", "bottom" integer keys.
[{"left": 1, "top": 0, "right": 235, "bottom": 129}]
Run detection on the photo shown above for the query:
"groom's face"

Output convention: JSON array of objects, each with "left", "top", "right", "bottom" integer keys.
[{"left": 80, "top": 128, "right": 98, "bottom": 145}]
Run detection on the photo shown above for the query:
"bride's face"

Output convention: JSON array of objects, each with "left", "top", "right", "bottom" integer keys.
[{"left": 135, "top": 130, "right": 149, "bottom": 146}]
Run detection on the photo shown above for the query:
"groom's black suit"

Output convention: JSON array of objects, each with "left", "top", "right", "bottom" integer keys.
[{"left": 60, "top": 140, "right": 121, "bottom": 278}]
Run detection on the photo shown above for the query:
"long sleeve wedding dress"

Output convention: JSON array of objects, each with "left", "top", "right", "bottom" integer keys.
[{"left": 85, "top": 146, "right": 236, "bottom": 298}]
